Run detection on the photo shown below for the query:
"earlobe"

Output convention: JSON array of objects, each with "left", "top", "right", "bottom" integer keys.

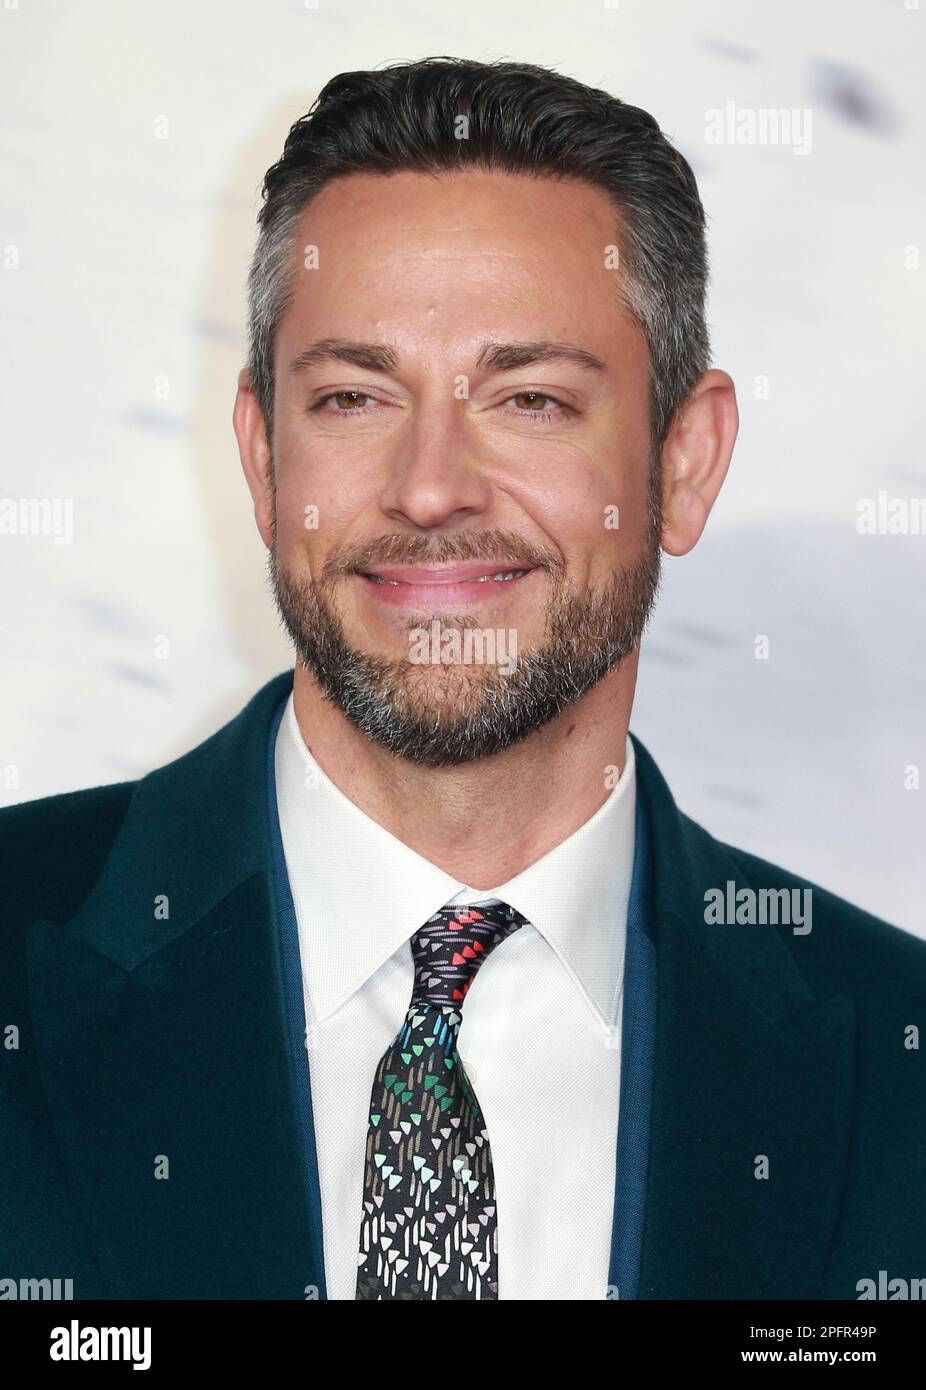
[
  {"left": 660, "top": 474, "right": 709, "bottom": 557},
  {"left": 658, "top": 369, "right": 738, "bottom": 557}
]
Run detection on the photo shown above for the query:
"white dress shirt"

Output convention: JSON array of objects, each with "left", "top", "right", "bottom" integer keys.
[{"left": 273, "top": 691, "right": 637, "bottom": 1300}]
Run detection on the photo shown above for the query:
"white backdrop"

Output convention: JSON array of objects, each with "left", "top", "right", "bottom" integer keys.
[{"left": 1, "top": 0, "right": 923, "bottom": 934}]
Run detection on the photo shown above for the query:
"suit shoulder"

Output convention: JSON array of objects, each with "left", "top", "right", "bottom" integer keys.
[
  {"left": 714, "top": 831, "right": 926, "bottom": 992},
  {"left": 0, "top": 780, "right": 136, "bottom": 932}
]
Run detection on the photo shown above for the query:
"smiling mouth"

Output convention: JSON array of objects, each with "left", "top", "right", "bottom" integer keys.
[{"left": 362, "top": 569, "right": 531, "bottom": 586}]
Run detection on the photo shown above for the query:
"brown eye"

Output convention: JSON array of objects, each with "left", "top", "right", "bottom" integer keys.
[
  {"left": 309, "top": 390, "right": 388, "bottom": 417},
  {"left": 506, "top": 391, "right": 570, "bottom": 421}
]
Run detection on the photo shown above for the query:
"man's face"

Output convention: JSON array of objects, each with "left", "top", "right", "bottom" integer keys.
[{"left": 265, "top": 168, "right": 662, "bottom": 766}]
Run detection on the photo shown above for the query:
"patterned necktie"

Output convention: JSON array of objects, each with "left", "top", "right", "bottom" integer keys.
[{"left": 355, "top": 898, "right": 528, "bottom": 1300}]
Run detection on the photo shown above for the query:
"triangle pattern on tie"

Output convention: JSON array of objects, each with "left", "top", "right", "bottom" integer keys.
[{"left": 355, "top": 898, "right": 529, "bottom": 1300}]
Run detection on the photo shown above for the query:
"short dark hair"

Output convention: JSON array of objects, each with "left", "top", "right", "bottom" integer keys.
[{"left": 247, "top": 56, "right": 711, "bottom": 454}]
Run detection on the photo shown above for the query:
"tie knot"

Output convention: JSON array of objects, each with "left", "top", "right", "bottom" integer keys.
[{"left": 410, "top": 899, "right": 526, "bottom": 1011}]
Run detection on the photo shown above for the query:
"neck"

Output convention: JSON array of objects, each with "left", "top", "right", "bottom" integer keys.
[{"left": 290, "top": 656, "right": 638, "bottom": 889}]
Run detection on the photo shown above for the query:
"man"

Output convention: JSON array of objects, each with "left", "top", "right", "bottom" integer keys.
[{"left": 2, "top": 57, "right": 924, "bottom": 1302}]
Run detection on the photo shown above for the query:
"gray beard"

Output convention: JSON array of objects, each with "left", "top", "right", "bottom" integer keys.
[{"left": 268, "top": 526, "right": 662, "bottom": 769}]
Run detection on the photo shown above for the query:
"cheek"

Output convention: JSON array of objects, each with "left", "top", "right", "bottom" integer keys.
[
  {"left": 532, "top": 452, "right": 648, "bottom": 541},
  {"left": 272, "top": 471, "right": 317, "bottom": 552},
  {"left": 272, "top": 463, "right": 372, "bottom": 563},
  {"left": 580, "top": 430, "right": 654, "bottom": 536},
  {"left": 526, "top": 455, "right": 652, "bottom": 581}
]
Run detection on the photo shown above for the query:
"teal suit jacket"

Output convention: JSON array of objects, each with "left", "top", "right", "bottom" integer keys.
[{"left": 3, "top": 669, "right": 925, "bottom": 1299}]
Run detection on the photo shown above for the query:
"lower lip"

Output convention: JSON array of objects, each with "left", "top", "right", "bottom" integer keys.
[{"left": 354, "top": 569, "right": 538, "bottom": 607}]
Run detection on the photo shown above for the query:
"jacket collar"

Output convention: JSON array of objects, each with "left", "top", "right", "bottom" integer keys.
[
  {"left": 274, "top": 689, "right": 638, "bottom": 1032},
  {"left": 26, "top": 671, "right": 855, "bottom": 1298}
]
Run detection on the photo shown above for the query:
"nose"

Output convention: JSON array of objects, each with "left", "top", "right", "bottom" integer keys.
[{"left": 378, "top": 401, "right": 495, "bottom": 531}]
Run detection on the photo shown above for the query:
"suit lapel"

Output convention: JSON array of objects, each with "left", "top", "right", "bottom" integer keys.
[
  {"left": 608, "top": 784, "right": 657, "bottom": 1299},
  {"left": 25, "top": 670, "right": 320, "bottom": 1298},
  {"left": 631, "top": 734, "right": 857, "bottom": 1298}
]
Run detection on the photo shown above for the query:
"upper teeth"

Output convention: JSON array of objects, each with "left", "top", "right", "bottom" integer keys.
[{"left": 367, "top": 569, "right": 527, "bottom": 586}]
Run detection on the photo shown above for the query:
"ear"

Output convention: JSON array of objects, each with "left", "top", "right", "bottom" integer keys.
[
  {"left": 232, "top": 367, "right": 274, "bottom": 549},
  {"left": 659, "top": 369, "right": 738, "bottom": 557}
]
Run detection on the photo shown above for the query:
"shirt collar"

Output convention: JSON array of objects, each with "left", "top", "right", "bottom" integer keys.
[{"left": 273, "top": 692, "right": 636, "bottom": 1030}]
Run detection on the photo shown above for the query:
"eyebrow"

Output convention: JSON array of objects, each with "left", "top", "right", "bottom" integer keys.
[{"left": 288, "top": 338, "right": 607, "bottom": 376}]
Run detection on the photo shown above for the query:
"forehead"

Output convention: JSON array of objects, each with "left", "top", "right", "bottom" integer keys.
[
  {"left": 277, "top": 167, "right": 639, "bottom": 348},
  {"left": 294, "top": 165, "right": 620, "bottom": 242}
]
